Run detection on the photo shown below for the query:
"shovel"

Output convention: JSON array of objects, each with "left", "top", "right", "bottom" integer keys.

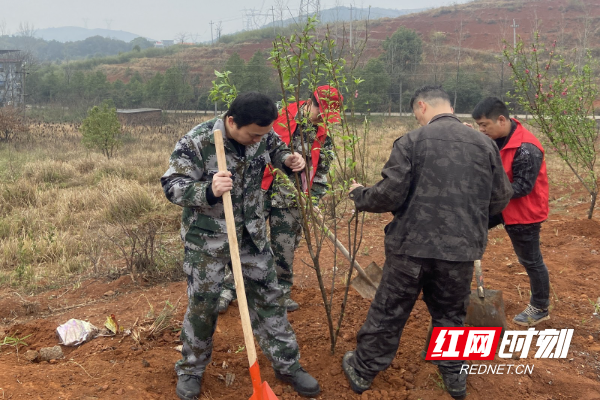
[
  {"left": 214, "top": 129, "right": 279, "bottom": 400},
  {"left": 316, "top": 213, "right": 382, "bottom": 299},
  {"left": 464, "top": 259, "right": 508, "bottom": 332},
  {"left": 421, "top": 259, "right": 507, "bottom": 358}
]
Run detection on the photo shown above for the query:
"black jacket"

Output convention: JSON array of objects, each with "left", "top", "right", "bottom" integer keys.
[{"left": 350, "top": 114, "right": 513, "bottom": 261}]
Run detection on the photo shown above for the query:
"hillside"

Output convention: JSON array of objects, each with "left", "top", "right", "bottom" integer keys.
[
  {"left": 0, "top": 35, "right": 155, "bottom": 62},
  {"left": 18, "top": 0, "right": 600, "bottom": 115},
  {"left": 262, "top": 6, "right": 425, "bottom": 28},
  {"left": 95, "top": 0, "right": 600, "bottom": 85},
  {"left": 36, "top": 27, "right": 151, "bottom": 43},
  {"left": 373, "top": 0, "right": 600, "bottom": 52}
]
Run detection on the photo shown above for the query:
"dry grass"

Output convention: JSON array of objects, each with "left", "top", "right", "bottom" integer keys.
[
  {"left": 0, "top": 114, "right": 209, "bottom": 290},
  {"left": 359, "top": 117, "right": 418, "bottom": 184},
  {"left": 0, "top": 114, "right": 593, "bottom": 290}
]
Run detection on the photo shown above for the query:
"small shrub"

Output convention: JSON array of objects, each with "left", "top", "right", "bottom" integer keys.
[
  {"left": 433, "top": 7, "right": 452, "bottom": 17},
  {"left": 0, "top": 107, "right": 29, "bottom": 142},
  {"left": 73, "top": 159, "right": 96, "bottom": 174},
  {"left": 80, "top": 100, "right": 122, "bottom": 159},
  {"left": 106, "top": 220, "right": 163, "bottom": 280},
  {"left": 99, "top": 178, "right": 156, "bottom": 223},
  {"left": 566, "top": 0, "right": 585, "bottom": 12},
  {"left": 22, "top": 160, "right": 78, "bottom": 185},
  {"left": 0, "top": 181, "right": 38, "bottom": 212}
]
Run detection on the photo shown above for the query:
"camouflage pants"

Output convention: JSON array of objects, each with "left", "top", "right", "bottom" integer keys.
[
  {"left": 176, "top": 231, "right": 301, "bottom": 377},
  {"left": 268, "top": 206, "right": 302, "bottom": 297},
  {"left": 349, "top": 252, "right": 474, "bottom": 380},
  {"left": 222, "top": 205, "right": 302, "bottom": 299}
]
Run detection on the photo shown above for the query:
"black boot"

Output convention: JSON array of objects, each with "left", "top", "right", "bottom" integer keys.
[
  {"left": 275, "top": 367, "right": 320, "bottom": 397},
  {"left": 439, "top": 366, "right": 467, "bottom": 399},
  {"left": 284, "top": 297, "right": 299, "bottom": 312},
  {"left": 342, "top": 351, "right": 373, "bottom": 394},
  {"left": 176, "top": 375, "right": 202, "bottom": 400},
  {"left": 216, "top": 296, "right": 232, "bottom": 314}
]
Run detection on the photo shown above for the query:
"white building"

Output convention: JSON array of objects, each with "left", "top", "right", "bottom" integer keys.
[{"left": 0, "top": 50, "right": 24, "bottom": 107}]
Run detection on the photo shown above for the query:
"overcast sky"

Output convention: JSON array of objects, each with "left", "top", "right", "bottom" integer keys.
[{"left": 4, "top": 0, "right": 470, "bottom": 42}]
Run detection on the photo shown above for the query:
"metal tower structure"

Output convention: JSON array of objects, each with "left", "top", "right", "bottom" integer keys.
[{"left": 299, "top": 0, "right": 320, "bottom": 20}]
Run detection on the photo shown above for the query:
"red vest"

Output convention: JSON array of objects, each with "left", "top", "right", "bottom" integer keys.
[
  {"left": 261, "top": 101, "right": 327, "bottom": 191},
  {"left": 500, "top": 119, "right": 549, "bottom": 225}
]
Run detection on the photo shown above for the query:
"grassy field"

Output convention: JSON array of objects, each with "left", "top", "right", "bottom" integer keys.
[
  {"left": 0, "top": 114, "right": 415, "bottom": 291},
  {"left": 0, "top": 115, "right": 209, "bottom": 290},
  {"left": 0, "top": 112, "right": 589, "bottom": 292}
]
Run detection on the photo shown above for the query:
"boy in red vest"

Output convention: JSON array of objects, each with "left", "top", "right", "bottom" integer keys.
[
  {"left": 472, "top": 97, "right": 550, "bottom": 326},
  {"left": 218, "top": 86, "right": 342, "bottom": 312}
]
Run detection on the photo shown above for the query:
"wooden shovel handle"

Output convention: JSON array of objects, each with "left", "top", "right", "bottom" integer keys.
[
  {"left": 214, "top": 129, "right": 258, "bottom": 367},
  {"left": 474, "top": 259, "right": 485, "bottom": 298}
]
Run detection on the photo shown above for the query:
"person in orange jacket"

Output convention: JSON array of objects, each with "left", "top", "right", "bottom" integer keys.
[
  {"left": 472, "top": 97, "right": 550, "bottom": 326},
  {"left": 218, "top": 86, "right": 343, "bottom": 312}
]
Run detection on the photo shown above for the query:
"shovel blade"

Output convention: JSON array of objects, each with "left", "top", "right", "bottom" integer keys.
[
  {"left": 249, "top": 361, "right": 279, "bottom": 400},
  {"left": 350, "top": 262, "right": 383, "bottom": 299},
  {"left": 464, "top": 288, "right": 507, "bottom": 333},
  {"left": 249, "top": 381, "right": 279, "bottom": 400}
]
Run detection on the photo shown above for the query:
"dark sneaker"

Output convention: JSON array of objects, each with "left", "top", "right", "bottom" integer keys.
[
  {"left": 440, "top": 368, "right": 467, "bottom": 399},
  {"left": 342, "top": 351, "right": 372, "bottom": 394},
  {"left": 176, "top": 375, "right": 201, "bottom": 400},
  {"left": 217, "top": 296, "right": 232, "bottom": 314},
  {"left": 284, "top": 298, "right": 299, "bottom": 312},
  {"left": 275, "top": 367, "right": 320, "bottom": 397},
  {"left": 513, "top": 304, "right": 550, "bottom": 326}
]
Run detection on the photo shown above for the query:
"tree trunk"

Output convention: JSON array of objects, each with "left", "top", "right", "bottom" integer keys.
[
  {"left": 500, "top": 61, "right": 505, "bottom": 101},
  {"left": 588, "top": 191, "right": 597, "bottom": 219}
]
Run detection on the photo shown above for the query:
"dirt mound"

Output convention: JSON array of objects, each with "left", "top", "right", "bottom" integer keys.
[{"left": 1, "top": 197, "right": 600, "bottom": 399}]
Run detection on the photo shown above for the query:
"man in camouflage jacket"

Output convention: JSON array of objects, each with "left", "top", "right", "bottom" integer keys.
[
  {"left": 219, "top": 86, "right": 342, "bottom": 312},
  {"left": 161, "top": 92, "right": 320, "bottom": 400},
  {"left": 341, "top": 86, "right": 513, "bottom": 400}
]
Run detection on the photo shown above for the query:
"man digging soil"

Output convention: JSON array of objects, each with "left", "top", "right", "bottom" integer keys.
[
  {"left": 161, "top": 92, "right": 320, "bottom": 400},
  {"left": 343, "top": 86, "right": 513, "bottom": 399}
]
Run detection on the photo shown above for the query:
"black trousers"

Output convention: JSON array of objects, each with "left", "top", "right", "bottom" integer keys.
[
  {"left": 505, "top": 223, "right": 550, "bottom": 310},
  {"left": 349, "top": 253, "right": 474, "bottom": 380}
]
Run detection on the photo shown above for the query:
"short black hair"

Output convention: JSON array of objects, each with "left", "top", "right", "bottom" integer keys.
[
  {"left": 409, "top": 85, "right": 451, "bottom": 109},
  {"left": 225, "top": 92, "right": 278, "bottom": 128},
  {"left": 471, "top": 97, "right": 510, "bottom": 121},
  {"left": 310, "top": 93, "right": 319, "bottom": 107}
]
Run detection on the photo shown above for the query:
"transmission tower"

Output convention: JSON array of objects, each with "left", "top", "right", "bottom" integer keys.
[
  {"left": 299, "top": 0, "right": 320, "bottom": 20},
  {"left": 243, "top": 8, "right": 270, "bottom": 30}
]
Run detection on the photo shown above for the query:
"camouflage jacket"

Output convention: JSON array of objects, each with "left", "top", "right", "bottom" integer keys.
[
  {"left": 161, "top": 117, "right": 292, "bottom": 256},
  {"left": 270, "top": 120, "right": 333, "bottom": 208},
  {"left": 349, "top": 114, "right": 513, "bottom": 262}
]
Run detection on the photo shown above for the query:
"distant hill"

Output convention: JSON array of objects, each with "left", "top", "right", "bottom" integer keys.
[
  {"left": 0, "top": 34, "right": 156, "bottom": 62},
  {"left": 264, "top": 6, "right": 424, "bottom": 28},
  {"left": 36, "top": 27, "right": 152, "bottom": 43}
]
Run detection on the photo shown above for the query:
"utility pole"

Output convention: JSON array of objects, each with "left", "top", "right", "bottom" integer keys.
[
  {"left": 272, "top": 6, "right": 276, "bottom": 36},
  {"left": 209, "top": 20, "right": 214, "bottom": 45},
  {"left": 216, "top": 21, "right": 222, "bottom": 43},
  {"left": 349, "top": 5, "right": 353, "bottom": 49},
  {"left": 21, "top": 61, "right": 26, "bottom": 113},
  {"left": 511, "top": 19, "right": 519, "bottom": 50},
  {"left": 399, "top": 81, "right": 403, "bottom": 116}
]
